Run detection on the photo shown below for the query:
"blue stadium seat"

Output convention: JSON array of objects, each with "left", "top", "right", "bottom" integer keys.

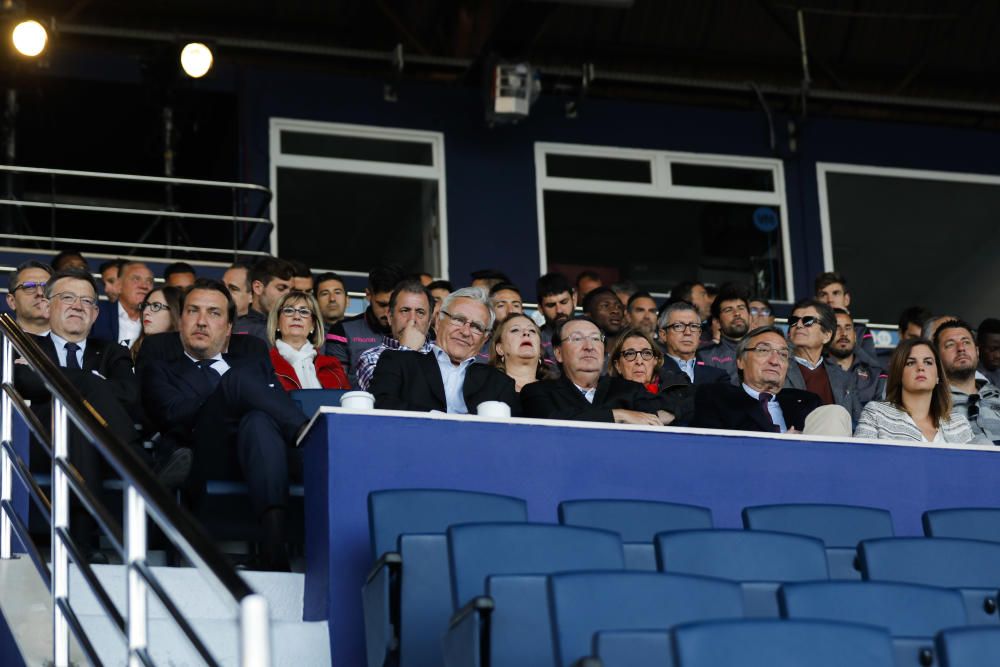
[
  {"left": 671, "top": 619, "right": 895, "bottom": 667},
  {"left": 655, "top": 529, "right": 829, "bottom": 616},
  {"left": 858, "top": 537, "right": 1000, "bottom": 624},
  {"left": 363, "top": 490, "right": 528, "bottom": 667},
  {"left": 935, "top": 626, "right": 1000, "bottom": 666},
  {"left": 593, "top": 630, "right": 671, "bottom": 667},
  {"left": 548, "top": 571, "right": 743, "bottom": 667},
  {"left": 923, "top": 508, "right": 1000, "bottom": 543},
  {"left": 742, "top": 503, "right": 893, "bottom": 579},
  {"left": 443, "top": 522, "right": 624, "bottom": 667},
  {"left": 289, "top": 388, "right": 347, "bottom": 417},
  {"left": 559, "top": 499, "right": 713, "bottom": 570},
  {"left": 779, "top": 580, "right": 968, "bottom": 666}
]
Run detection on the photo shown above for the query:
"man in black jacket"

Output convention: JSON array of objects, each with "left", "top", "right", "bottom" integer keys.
[
  {"left": 370, "top": 287, "right": 518, "bottom": 414},
  {"left": 521, "top": 317, "right": 688, "bottom": 424},
  {"left": 657, "top": 301, "right": 731, "bottom": 387},
  {"left": 692, "top": 325, "right": 822, "bottom": 433}
]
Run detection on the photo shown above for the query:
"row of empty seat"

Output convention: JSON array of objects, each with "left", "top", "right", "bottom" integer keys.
[{"left": 362, "top": 490, "right": 1000, "bottom": 667}]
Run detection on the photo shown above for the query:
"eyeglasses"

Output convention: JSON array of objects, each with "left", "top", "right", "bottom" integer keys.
[
  {"left": 280, "top": 306, "right": 313, "bottom": 318},
  {"left": 12, "top": 281, "right": 46, "bottom": 295},
  {"left": 787, "top": 315, "right": 818, "bottom": 328},
  {"left": 141, "top": 301, "right": 170, "bottom": 313},
  {"left": 750, "top": 307, "right": 771, "bottom": 316},
  {"left": 440, "top": 310, "right": 489, "bottom": 337},
  {"left": 746, "top": 344, "right": 790, "bottom": 361},
  {"left": 563, "top": 333, "right": 605, "bottom": 346},
  {"left": 621, "top": 349, "right": 655, "bottom": 361},
  {"left": 50, "top": 292, "right": 98, "bottom": 308},
  {"left": 666, "top": 322, "right": 703, "bottom": 333}
]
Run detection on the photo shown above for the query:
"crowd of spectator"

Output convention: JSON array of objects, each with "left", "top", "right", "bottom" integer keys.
[{"left": 6, "top": 251, "right": 1000, "bottom": 569}]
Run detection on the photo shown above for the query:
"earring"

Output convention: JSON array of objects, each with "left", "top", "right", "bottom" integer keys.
[{"left": 309, "top": 330, "right": 314, "bottom": 335}]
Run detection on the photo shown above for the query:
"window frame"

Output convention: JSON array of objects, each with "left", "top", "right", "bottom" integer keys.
[
  {"left": 269, "top": 118, "right": 449, "bottom": 278},
  {"left": 535, "top": 142, "right": 793, "bottom": 301}
]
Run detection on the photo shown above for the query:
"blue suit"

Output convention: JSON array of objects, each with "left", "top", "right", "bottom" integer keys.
[{"left": 91, "top": 300, "right": 120, "bottom": 344}]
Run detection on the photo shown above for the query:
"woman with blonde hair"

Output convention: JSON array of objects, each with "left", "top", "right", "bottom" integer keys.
[
  {"left": 267, "top": 290, "right": 349, "bottom": 391},
  {"left": 489, "top": 313, "right": 549, "bottom": 392}
]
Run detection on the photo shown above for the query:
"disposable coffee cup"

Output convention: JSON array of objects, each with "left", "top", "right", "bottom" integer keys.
[
  {"left": 340, "top": 391, "right": 375, "bottom": 410},
  {"left": 477, "top": 400, "right": 511, "bottom": 418}
]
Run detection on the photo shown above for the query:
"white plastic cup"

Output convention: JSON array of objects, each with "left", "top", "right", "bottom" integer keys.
[
  {"left": 340, "top": 391, "right": 375, "bottom": 410},
  {"left": 476, "top": 401, "right": 512, "bottom": 418}
]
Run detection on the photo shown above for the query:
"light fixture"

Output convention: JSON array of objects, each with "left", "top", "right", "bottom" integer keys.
[
  {"left": 11, "top": 19, "right": 47, "bottom": 57},
  {"left": 180, "top": 42, "right": 213, "bottom": 78}
]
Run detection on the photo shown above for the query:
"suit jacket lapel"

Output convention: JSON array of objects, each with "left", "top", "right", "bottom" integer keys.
[
  {"left": 776, "top": 391, "right": 808, "bottom": 429},
  {"left": 740, "top": 388, "right": 777, "bottom": 432},
  {"left": 558, "top": 374, "right": 593, "bottom": 407},
  {"left": 827, "top": 362, "right": 849, "bottom": 404},
  {"left": 38, "top": 335, "right": 59, "bottom": 366},
  {"left": 785, "top": 361, "right": 806, "bottom": 390},
  {"left": 594, "top": 376, "right": 613, "bottom": 405},
  {"left": 422, "top": 352, "right": 448, "bottom": 407},
  {"left": 82, "top": 339, "right": 103, "bottom": 372},
  {"left": 172, "top": 356, "right": 214, "bottom": 397}
]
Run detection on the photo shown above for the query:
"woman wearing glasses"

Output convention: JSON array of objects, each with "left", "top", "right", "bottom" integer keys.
[
  {"left": 129, "top": 285, "right": 182, "bottom": 361},
  {"left": 608, "top": 327, "right": 663, "bottom": 393},
  {"left": 854, "top": 338, "right": 975, "bottom": 443},
  {"left": 266, "top": 290, "right": 349, "bottom": 391},
  {"left": 488, "top": 313, "right": 551, "bottom": 392}
]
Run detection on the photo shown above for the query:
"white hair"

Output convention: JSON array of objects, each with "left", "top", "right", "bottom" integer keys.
[{"left": 439, "top": 286, "right": 496, "bottom": 331}]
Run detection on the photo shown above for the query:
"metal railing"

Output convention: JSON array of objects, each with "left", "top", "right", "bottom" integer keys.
[
  {"left": 0, "top": 313, "right": 271, "bottom": 667},
  {"left": 0, "top": 164, "right": 273, "bottom": 262}
]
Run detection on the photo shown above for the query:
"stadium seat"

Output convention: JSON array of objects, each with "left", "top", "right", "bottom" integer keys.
[
  {"left": 655, "top": 529, "right": 829, "bottom": 616},
  {"left": 923, "top": 508, "right": 1000, "bottom": 543},
  {"left": 547, "top": 571, "right": 743, "bottom": 667},
  {"left": 363, "top": 490, "right": 528, "bottom": 667},
  {"left": 559, "top": 499, "right": 713, "bottom": 570},
  {"left": 592, "top": 630, "right": 671, "bottom": 667},
  {"left": 288, "top": 388, "right": 347, "bottom": 417},
  {"left": 935, "top": 626, "right": 1000, "bottom": 666},
  {"left": 779, "top": 580, "right": 968, "bottom": 666},
  {"left": 858, "top": 537, "right": 1000, "bottom": 624},
  {"left": 442, "top": 522, "right": 624, "bottom": 667},
  {"left": 671, "top": 618, "right": 895, "bottom": 667},
  {"left": 742, "top": 503, "right": 893, "bottom": 579}
]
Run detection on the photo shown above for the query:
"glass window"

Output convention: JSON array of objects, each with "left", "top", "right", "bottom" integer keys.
[
  {"left": 546, "top": 154, "right": 651, "bottom": 183},
  {"left": 280, "top": 131, "right": 434, "bottom": 165},
  {"left": 671, "top": 163, "right": 774, "bottom": 191}
]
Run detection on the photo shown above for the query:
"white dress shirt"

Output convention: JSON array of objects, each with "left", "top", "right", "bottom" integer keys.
[
  {"left": 431, "top": 345, "right": 476, "bottom": 414},
  {"left": 669, "top": 355, "right": 697, "bottom": 383},
  {"left": 574, "top": 383, "right": 598, "bottom": 404},
  {"left": 742, "top": 383, "right": 788, "bottom": 433},
  {"left": 49, "top": 332, "right": 86, "bottom": 368},
  {"left": 117, "top": 303, "right": 142, "bottom": 348}
]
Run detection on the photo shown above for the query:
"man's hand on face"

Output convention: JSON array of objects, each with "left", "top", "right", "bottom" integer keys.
[{"left": 398, "top": 319, "right": 427, "bottom": 350}]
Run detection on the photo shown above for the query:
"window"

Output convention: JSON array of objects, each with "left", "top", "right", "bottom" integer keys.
[
  {"left": 818, "top": 163, "right": 1000, "bottom": 326},
  {"left": 270, "top": 119, "right": 448, "bottom": 277},
  {"left": 536, "top": 143, "right": 791, "bottom": 300}
]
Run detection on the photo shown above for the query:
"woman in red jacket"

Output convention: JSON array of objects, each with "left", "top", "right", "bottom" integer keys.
[{"left": 267, "top": 290, "right": 350, "bottom": 391}]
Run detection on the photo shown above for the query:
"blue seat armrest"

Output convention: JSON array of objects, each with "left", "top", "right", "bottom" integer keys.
[
  {"left": 443, "top": 596, "right": 494, "bottom": 667},
  {"left": 365, "top": 550, "right": 402, "bottom": 585},
  {"left": 363, "top": 553, "right": 401, "bottom": 667}
]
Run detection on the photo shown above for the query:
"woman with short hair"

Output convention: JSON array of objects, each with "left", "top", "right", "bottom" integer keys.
[{"left": 267, "top": 290, "right": 349, "bottom": 391}]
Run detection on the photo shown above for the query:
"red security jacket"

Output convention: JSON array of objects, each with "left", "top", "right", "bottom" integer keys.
[{"left": 269, "top": 347, "right": 350, "bottom": 391}]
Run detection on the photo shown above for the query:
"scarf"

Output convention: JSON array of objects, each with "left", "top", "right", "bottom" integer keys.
[{"left": 276, "top": 338, "right": 321, "bottom": 389}]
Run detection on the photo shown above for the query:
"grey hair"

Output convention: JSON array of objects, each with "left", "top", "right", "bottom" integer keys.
[
  {"left": 734, "top": 325, "right": 787, "bottom": 359},
  {"left": 657, "top": 300, "right": 699, "bottom": 331},
  {"left": 439, "top": 286, "right": 496, "bottom": 331}
]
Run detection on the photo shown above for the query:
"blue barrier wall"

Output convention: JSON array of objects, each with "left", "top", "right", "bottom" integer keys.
[{"left": 302, "top": 409, "right": 1000, "bottom": 666}]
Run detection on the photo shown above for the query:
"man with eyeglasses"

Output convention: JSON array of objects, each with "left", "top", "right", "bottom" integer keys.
[
  {"left": 356, "top": 280, "right": 435, "bottom": 391},
  {"left": 692, "top": 325, "right": 821, "bottom": 432},
  {"left": 826, "top": 307, "right": 886, "bottom": 426},
  {"left": 935, "top": 319, "right": 1000, "bottom": 445},
  {"left": 370, "top": 287, "right": 519, "bottom": 414},
  {"left": 697, "top": 285, "right": 752, "bottom": 384},
  {"left": 748, "top": 298, "right": 775, "bottom": 330},
  {"left": 657, "top": 302, "right": 729, "bottom": 387},
  {"left": 6, "top": 260, "right": 52, "bottom": 335},
  {"left": 521, "top": 316, "right": 688, "bottom": 424}
]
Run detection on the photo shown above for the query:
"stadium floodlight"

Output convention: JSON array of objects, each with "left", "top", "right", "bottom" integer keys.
[
  {"left": 180, "top": 42, "right": 213, "bottom": 78},
  {"left": 11, "top": 19, "right": 47, "bottom": 57}
]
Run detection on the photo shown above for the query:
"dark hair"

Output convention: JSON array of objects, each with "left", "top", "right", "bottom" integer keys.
[
  {"left": 225, "top": 262, "right": 253, "bottom": 291},
  {"left": 734, "top": 325, "right": 788, "bottom": 381},
  {"left": 368, "top": 264, "right": 406, "bottom": 294},
  {"left": 551, "top": 315, "right": 601, "bottom": 348},
  {"left": 608, "top": 327, "right": 664, "bottom": 380},
  {"left": 131, "top": 285, "right": 184, "bottom": 360},
  {"left": 582, "top": 286, "right": 618, "bottom": 315},
  {"left": 626, "top": 291, "right": 656, "bottom": 312},
  {"left": 536, "top": 272, "right": 573, "bottom": 303},
  {"left": 183, "top": 278, "right": 237, "bottom": 323},
  {"left": 427, "top": 279, "right": 454, "bottom": 293},
  {"left": 51, "top": 249, "right": 87, "bottom": 271},
  {"left": 933, "top": 319, "right": 976, "bottom": 348},
  {"left": 488, "top": 282, "right": 521, "bottom": 298},
  {"left": 388, "top": 279, "right": 433, "bottom": 312},
  {"left": 749, "top": 296, "right": 773, "bottom": 310},
  {"left": 8, "top": 260, "right": 53, "bottom": 292},
  {"left": 163, "top": 261, "right": 196, "bottom": 280},
  {"left": 978, "top": 318, "right": 1000, "bottom": 342},
  {"left": 885, "top": 338, "right": 952, "bottom": 428},
  {"left": 471, "top": 269, "right": 511, "bottom": 284},
  {"left": 314, "top": 271, "right": 346, "bottom": 292},
  {"left": 704, "top": 284, "right": 719, "bottom": 298},
  {"left": 790, "top": 298, "right": 837, "bottom": 334},
  {"left": 97, "top": 259, "right": 125, "bottom": 274},
  {"left": 45, "top": 267, "right": 100, "bottom": 299},
  {"left": 710, "top": 284, "right": 750, "bottom": 321},
  {"left": 814, "top": 271, "right": 849, "bottom": 295},
  {"left": 288, "top": 259, "right": 312, "bottom": 279},
  {"left": 611, "top": 281, "right": 638, "bottom": 297},
  {"left": 250, "top": 257, "right": 294, "bottom": 289},
  {"left": 671, "top": 280, "right": 704, "bottom": 303},
  {"left": 576, "top": 270, "right": 601, "bottom": 286},
  {"left": 898, "top": 306, "right": 933, "bottom": 334},
  {"left": 832, "top": 307, "right": 851, "bottom": 319}
]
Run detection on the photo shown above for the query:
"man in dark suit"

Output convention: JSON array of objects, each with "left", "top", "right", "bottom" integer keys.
[
  {"left": 92, "top": 261, "right": 154, "bottom": 347},
  {"left": 657, "top": 301, "right": 731, "bottom": 387},
  {"left": 370, "top": 287, "right": 519, "bottom": 415},
  {"left": 521, "top": 316, "right": 689, "bottom": 424},
  {"left": 692, "top": 325, "right": 822, "bottom": 433},
  {"left": 141, "top": 278, "right": 307, "bottom": 570}
]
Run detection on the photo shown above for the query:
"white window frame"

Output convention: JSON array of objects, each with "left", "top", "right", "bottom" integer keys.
[
  {"left": 817, "top": 161, "right": 1000, "bottom": 273},
  {"left": 269, "top": 118, "right": 449, "bottom": 278},
  {"left": 535, "top": 142, "right": 794, "bottom": 301}
]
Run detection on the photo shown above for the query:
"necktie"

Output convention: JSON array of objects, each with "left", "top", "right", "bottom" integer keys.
[
  {"left": 196, "top": 359, "right": 221, "bottom": 392},
  {"left": 967, "top": 394, "right": 980, "bottom": 422},
  {"left": 64, "top": 342, "right": 81, "bottom": 370},
  {"left": 758, "top": 392, "right": 779, "bottom": 432}
]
